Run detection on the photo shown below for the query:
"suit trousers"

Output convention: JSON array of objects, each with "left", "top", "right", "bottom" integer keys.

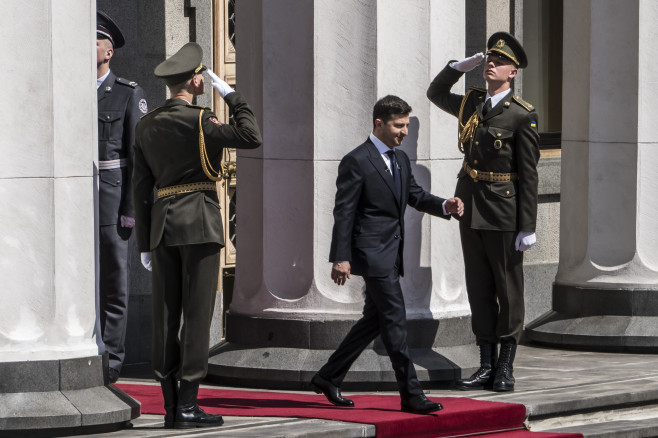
[
  {"left": 459, "top": 222, "right": 525, "bottom": 344},
  {"left": 151, "top": 242, "right": 220, "bottom": 382},
  {"left": 99, "top": 224, "right": 132, "bottom": 372},
  {"left": 318, "top": 268, "right": 423, "bottom": 398}
]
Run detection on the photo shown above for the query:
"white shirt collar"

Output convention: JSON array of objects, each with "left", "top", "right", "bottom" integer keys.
[
  {"left": 97, "top": 70, "right": 111, "bottom": 90},
  {"left": 486, "top": 88, "right": 512, "bottom": 108},
  {"left": 369, "top": 133, "right": 394, "bottom": 155}
]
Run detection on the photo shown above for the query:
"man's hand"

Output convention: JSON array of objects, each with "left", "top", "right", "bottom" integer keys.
[
  {"left": 140, "top": 252, "right": 153, "bottom": 271},
  {"left": 450, "top": 52, "right": 485, "bottom": 72},
  {"left": 206, "top": 69, "right": 234, "bottom": 98},
  {"left": 331, "top": 261, "right": 351, "bottom": 286},
  {"left": 515, "top": 231, "right": 537, "bottom": 251},
  {"left": 120, "top": 215, "right": 135, "bottom": 228},
  {"left": 445, "top": 197, "right": 464, "bottom": 216}
]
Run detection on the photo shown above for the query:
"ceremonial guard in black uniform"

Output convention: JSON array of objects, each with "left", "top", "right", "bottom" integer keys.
[
  {"left": 427, "top": 32, "right": 540, "bottom": 392},
  {"left": 96, "top": 11, "right": 148, "bottom": 383},
  {"left": 133, "top": 43, "right": 262, "bottom": 428}
]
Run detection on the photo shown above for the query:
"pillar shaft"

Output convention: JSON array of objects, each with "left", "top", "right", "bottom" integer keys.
[
  {"left": 526, "top": 0, "right": 658, "bottom": 351},
  {"left": 208, "top": 0, "right": 477, "bottom": 389},
  {"left": 0, "top": 3, "right": 139, "bottom": 431}
]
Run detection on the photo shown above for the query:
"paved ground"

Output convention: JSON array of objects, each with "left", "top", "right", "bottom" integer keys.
[{"left": 64, "top": 345, "right": 658, "bottom": 437}]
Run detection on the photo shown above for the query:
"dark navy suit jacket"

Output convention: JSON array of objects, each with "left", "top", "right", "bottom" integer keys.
[{"left": 329, "top": 138, "right": 450, "bottom": 278}]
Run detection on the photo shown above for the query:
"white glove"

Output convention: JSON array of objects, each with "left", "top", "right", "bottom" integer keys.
[
  {"left": 140, "top": 252, "right": 152, "bottom": 271},
  {"left": 515, "top": 231, "right": 537, "bottom": 251},
  {"left": 120, "top": 215, "right": 135, "bottom": 228},
  {"left": 450, "top": 52, "right": 485, "bottom": 72},
  {"left": 206, "top": 69, "right": 234, "bottom": 98}
]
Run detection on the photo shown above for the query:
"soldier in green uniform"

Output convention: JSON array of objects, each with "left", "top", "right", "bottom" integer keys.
[
  {"left": 133, "top": 42, "right": 262, "bottom": 428},
  {"left": 426, "top": 32, "right": 539, "bottom": 392}
]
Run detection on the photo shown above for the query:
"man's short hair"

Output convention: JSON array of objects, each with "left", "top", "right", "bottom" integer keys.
[{"left": 373, "top": 95, "right": 412, "bottom": 127}]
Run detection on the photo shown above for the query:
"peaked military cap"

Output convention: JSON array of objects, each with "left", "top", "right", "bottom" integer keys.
[
  {"left": 97, "top": 11, "right": 125, "bottom": 49},
  {"left": 154, "top": 42, "right": 207, "bottom": 83},
  {"left": 486, "top": 31, "right": 527, "bottom": 68}
]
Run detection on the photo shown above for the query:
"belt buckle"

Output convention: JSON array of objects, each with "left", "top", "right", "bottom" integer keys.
[{"left": 469, "top": 168, "right": 478, "bottom": 180}]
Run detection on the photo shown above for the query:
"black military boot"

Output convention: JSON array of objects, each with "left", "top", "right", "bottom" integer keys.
[
  {"left": 161, "top": 376, "right": 178, "bottom": 428},
  {"left": 455, "top": 343, "right": 498, "bottom": 390},
  {"left": 493, "top": 342, "right": 517, "bottom": 392},
  {"left": 174, "top": 380, "right": 224, "bottom": 428}
]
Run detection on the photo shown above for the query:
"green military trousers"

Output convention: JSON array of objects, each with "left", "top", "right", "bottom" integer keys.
[
  {"left": 151, "top": 242, "right": 221, "bottom": 382},
  {"left": 459, "top": 223, "right": 525, "bottom": 344}
]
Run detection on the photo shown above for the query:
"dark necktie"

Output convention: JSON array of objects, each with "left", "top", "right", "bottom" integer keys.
[
  {"left": 386, "top": 150, "right": 402, "bottom": 199},
  {"left": 482, "top": 98, "right": 492, "bottom": 116}
]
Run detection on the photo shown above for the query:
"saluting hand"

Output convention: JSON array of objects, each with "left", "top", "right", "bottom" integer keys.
[
  {"left": 445, "top": 197, "right": 464, "bottom": 216},
  {"left": 206, "top": 69, "right": 234, "bottom": 98},
  {"left": 450, "top": 52, "right": 485, "bottom": 72},
  {"left": 331, "top": 261, "right": 351, "bottom": 286}
]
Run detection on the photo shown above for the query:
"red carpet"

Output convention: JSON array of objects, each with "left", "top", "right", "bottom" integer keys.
[{"left": 116, "top": 383, "right": 582, "bottom": 438}]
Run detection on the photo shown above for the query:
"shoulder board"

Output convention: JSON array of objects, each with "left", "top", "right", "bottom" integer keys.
[
  {"left": 140, "top": 106, "right": 164, "bottom": 119},
  {"left": 116, "top": 77, "right": 138, "bottom": 88},
  {"left": 512, "top": 95, "right": 534, "bottom": 112},
  {"left": 468, "top": 86, "right": 487, "bottom": 94}
]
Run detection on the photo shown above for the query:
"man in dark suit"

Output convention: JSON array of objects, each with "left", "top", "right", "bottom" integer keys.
[
  {"left": 96, "top": 11, "right": 148, "bottom": 383},
  {"left": 311, "top": 95, "right": 463, "bottom": 414},
  {"left": 133, "top": 42, "right": 262, "bottom": 428},
  {"left": 426, "top": 32, "right": 540, "bottom": 392}
]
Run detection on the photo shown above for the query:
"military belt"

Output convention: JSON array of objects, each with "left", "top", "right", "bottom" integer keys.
[
  {"left": 157, "top": 182, "right": 217, "bottom": 199},
  {"left": 463, "top": 161, "right": 517, "bottom": 182},
  {"left": 98, "top": 158, "right": 128, "bottom": 170}
]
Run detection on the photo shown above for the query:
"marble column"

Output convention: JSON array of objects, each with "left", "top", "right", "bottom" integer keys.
[
  {"left": 208, "top": 0, "right": 477, "bottom": 389},
  {"left": 0, "top": 2, "right": 138, "bottom": 432},
  {"left": 526, "top": 0, "right": 658, "bottom": 350}
]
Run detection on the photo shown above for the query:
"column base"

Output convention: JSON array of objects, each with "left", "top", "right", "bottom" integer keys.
[
  {"left": 207, "top": 312, "right": 479, "bottom": 390},
  {"left": 0, "top": 355, "right": 140, "bottom": 435},
  {"left": 525, "top": 283, "right": 658, "bottom": 352}
]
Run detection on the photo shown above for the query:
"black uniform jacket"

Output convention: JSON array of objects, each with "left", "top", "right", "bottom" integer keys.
[
  {"left": 329, "top": 139, "right": 449, "bottom": 278},
  {"left": 97, "top": 71, "right": 147, "bottom": 225},
  {"left": 427, "top": 64, "right": 540, "bottom": 232},
  {"left": 132, "top": 92, "right": 262, "bottom": 252}
]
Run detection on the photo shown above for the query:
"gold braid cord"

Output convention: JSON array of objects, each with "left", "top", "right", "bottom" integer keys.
[
  {"left": 457, "top": 89, "right": 479, "bottom": 154},
  {"left": 198, "top": 109, "right": 223, "bottom": 182}
]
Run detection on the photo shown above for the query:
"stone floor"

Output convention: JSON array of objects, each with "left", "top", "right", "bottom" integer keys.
[{"left": 55, "top": 345, "right": 658, "bottom": 437}]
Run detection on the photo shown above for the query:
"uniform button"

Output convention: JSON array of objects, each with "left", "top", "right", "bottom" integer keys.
[
  {"left": 474, "top": 160, "right": 478, "bottom": 165},
  {"left": 116, "top": 180, "right": 121, "bottom": 184},
  {"left": 106, "top": 115, "right": 110, "bottom": 120},
  {"left": 475, "top": 141, "right": 479, "bottom": 146},
  {"left": 506, "top": 190, "right": 510, "bottom": 195},
  {"left": 497, "top": 133, "right": 501, "bottom": 137},
  {"left": 394, "top": 235, "right": 400, "bottom": 239}
]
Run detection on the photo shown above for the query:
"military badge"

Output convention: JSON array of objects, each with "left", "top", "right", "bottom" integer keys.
[
  {"left": 494, "top": 139, "right": 503, "bottom": 150},
  {"left": 496, "top": 39, "right": 505, "bottom": 48},
  {"left": 530, "top": 121, "right": 537, "bottom": 128},
  {"left": 139, "top": 99, "right": 148, "bottom": 114},
  {"left": 209, "top": 117, "right": 223, "bottom": 126}
]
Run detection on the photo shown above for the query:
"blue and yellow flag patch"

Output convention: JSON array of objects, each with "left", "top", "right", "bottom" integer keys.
[{"left": 530, "top": 121, "right": 537, "bottom": 128}]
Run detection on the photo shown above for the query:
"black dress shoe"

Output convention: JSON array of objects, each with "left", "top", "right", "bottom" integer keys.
[
  {"left": 174, "top": 405, "right": 224, "bottom": 428},
  {"left": 401, "top": 394, "right": 443, "bottom": 414},
  {"left": 174, "top": 380, "right": 224, "bottom": 428},
  {"left": 311, "top": 373, "right": 354, "bottom": 407}
]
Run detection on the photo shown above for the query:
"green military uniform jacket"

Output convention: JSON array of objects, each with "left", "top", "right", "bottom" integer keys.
[
  {"left": 427, "top": 64, "right": 540, "bottom": 232},
  {"left": 132, "top": 91, "right": 262, "bottom": 252}
]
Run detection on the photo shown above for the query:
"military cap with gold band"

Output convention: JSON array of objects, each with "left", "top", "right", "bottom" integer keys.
[
  {"left": 154, "top": 42, "right": 207, "bottom": 84},
  {"left": 486, "top": 31, "right": 527, "bottom": 68}
]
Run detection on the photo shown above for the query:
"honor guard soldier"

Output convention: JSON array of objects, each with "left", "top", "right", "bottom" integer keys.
[
  {"left": 132, "top": 42, "right": 262, "bottom": 428},
  {"left": 427, "top": 32, "right": 540, "bottom": 392},
  {"left": 96, "top": 10, "right": 148, "bottom": 384}
]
